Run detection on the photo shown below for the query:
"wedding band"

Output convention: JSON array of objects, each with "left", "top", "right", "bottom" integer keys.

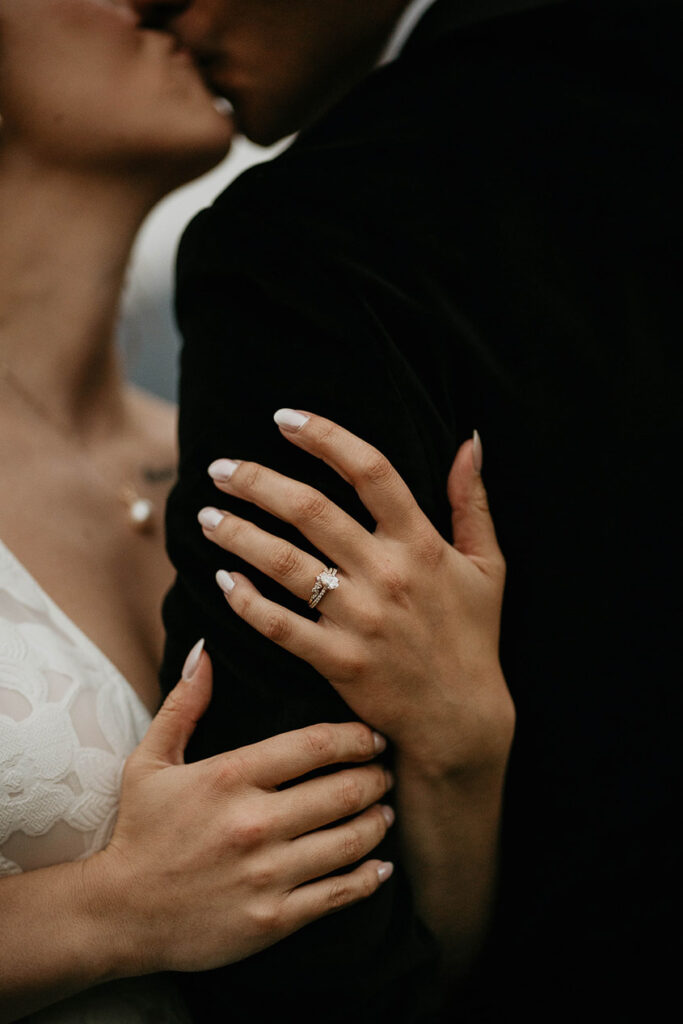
[{"left": 308, "top": 567, "right": 340, "bottom": 609}]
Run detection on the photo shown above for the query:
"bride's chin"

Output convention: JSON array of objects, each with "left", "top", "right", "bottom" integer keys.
[{"left": 149, "top": 136, "right": 232, "bottom": 192}]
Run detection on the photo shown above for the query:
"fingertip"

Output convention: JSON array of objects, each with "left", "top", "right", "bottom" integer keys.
[
  {"left": 447, "top": 433, "right": 484, "bottom": 507},
  {"left": 472, "top": 429, "right": 483, "bottom": 474},
  {"left": 216, "top": 569, "right": 236, "bottom": 595},
  {"left": 380, "top": 804, "right": 396, "bottom": 828},
  {"left": 273, "top": 408, "right": 310, "bottom": 432},
  {"left": 377, "top": 861, "right": 394, "bottom": 884},
  {"left": 198, "top": 507, "right": 226, "bottom": 531},
  {"left": 372, "top": 731, "right": 387, "bottom": 754},
  {"left": 181, "top": 637, "right": 205, "bottom": 682}
]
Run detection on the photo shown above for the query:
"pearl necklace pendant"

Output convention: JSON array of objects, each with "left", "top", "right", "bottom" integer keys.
[
  {"left": 121, "top": 486, "right": 155, "bottom": 533},
  {"left": 129, "top": 496, "right": 155, "bottom": 532}
]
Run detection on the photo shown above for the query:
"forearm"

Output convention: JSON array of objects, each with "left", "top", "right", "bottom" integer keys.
[
  {"left": 395, "top": 698, "right": 513, "bottom": 980},
  {"left": 0, "top": 853, "right": 129, "bottom": 1022}
]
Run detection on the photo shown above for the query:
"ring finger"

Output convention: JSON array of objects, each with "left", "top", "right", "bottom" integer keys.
[
  {"left": 285, "top": 804, "right": 395, "bottom": 889},
  {"left": 270, "top": 763, "right": 391, "bottom": 839},
  {"left": 198, "top": 506, "right": 345, "bottom": 609}
]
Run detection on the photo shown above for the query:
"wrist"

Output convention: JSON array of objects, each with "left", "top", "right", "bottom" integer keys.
[
  {"left": 78, "top": 848, "right": 149, "bottom": 983},
  {"left": 395, "top": 668, "right": 515, "bottom": 784}
]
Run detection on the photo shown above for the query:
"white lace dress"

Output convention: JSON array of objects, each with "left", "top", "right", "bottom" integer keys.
[{"left": 0, "top": 538, "right": 190, "bottom": 1023}]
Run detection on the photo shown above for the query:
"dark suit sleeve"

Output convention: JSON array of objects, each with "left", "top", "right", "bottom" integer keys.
[{"left": 160, "top": 163, "right": 450, "bottom": 1023}]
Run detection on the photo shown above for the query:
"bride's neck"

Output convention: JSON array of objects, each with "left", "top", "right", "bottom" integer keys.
[{"left": 0, "top": 151, "right": 162, "bottom": 441}]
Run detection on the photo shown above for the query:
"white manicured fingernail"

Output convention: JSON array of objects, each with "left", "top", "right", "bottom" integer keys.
[
  {"left": 377, "top": 862, "right": 394, "bottom": 884},
  {"left": 208, "top": 459, "right": 240, "bottom": 482},
  {"left": 372, "top": 731, "right": 387, "bottom": 754},
  {"left": 380, "top": 805, "right": 395, "bottom": 827},
  {"left": 182, "top": 638, "right": 205, "bottom": 682},
  {"left": 216, "top": 569, "right": 235, "bottom": 594},
  {"left": 198, "top": 507, "right": 225, "bottom": 530},
  {"left": 472, "top": 430, "right": 483, "bottom": 474},
  {"left": 273, "top": 408, "right": 310, "bottom": 432}
]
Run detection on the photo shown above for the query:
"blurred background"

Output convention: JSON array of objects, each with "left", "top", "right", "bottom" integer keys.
[{"left": 118, "top": 136, "right": 285, "bottom": 402}]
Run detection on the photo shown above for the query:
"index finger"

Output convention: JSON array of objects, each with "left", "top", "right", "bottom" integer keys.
[
  {"left": 273, "top": 410, "right": 425, "bottom": 537},
  {"left": 217, "top": 721, "right": 386, "bottom": 791}
]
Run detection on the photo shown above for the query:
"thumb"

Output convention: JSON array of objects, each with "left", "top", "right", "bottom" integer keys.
[
  {"left": 447, "top": 431, "right": 503, "bottom": 566},
  {"left": 139, "top": 639, "right": 213, "bottom": 767}
]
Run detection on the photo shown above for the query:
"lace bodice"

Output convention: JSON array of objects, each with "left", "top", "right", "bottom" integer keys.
[
  {"left": 0, "top": 537, "right": 190, "bottom": 1022},
  {"left": 0, "top": 538, "right": 151, "bottom": 876}
]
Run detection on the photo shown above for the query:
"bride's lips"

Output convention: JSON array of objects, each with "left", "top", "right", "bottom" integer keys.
[
  {"left": 170, "top": 43, "right": 195, "bottom": 64},
  {"left": 189, "top": 51, "right": 239, "bottom": 111},
  {"left": 162, "top": 40, "right": 236, "bottom": 121}
]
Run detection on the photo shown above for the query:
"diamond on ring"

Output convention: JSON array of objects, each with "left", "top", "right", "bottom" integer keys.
[{"left": 308, "top": 567, "right": 340, "bottom": 610}]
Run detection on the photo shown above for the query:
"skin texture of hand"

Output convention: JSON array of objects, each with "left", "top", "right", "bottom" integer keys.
[
  {"left": 91, "top": 646, "right": 394, "bottom": 975},
  {"left": 0, "top": 647, "right": 393, "bottom": 1021},
  {"left": 200, "top": 412, "right": 514, "bottom": 777},
  {"left": 199, "top": 411, "right": 515, "bottom": 976}
]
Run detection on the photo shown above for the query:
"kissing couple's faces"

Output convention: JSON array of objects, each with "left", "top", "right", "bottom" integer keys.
[
  {"left": 132, "top": 0, "right": 405, "bottom": 145},
  {"left": 0, "top": 0, "right": 232, "bottom": 182}
]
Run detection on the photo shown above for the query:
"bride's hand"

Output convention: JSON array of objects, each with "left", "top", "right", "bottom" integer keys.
[
  {"left": 200, "top": 411, "right": 514, "bottom": 777},
  {"left": 86, "top": 644, "right": 394, "bottom": 977}
]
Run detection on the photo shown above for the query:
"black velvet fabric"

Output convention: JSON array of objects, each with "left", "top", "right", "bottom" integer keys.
[{"left": 162, "top": 1, "right": 681, "bottom": 1019}]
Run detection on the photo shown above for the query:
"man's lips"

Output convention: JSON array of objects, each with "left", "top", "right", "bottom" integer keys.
[
  {"left": 170, "top": 42, "right": 196, "bottom": 65},
  {"left": 167, "top": 40, "right": 237, "bottom": 114},
  {"left": 190, "top": 50, "right": 235, "bottom": 101}
]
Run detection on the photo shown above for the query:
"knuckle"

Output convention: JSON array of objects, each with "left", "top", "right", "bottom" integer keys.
[
  {"left": 221, "top": 515, "right": 248, "bottom": 544},
  {"left": 342, "top": 827, "right": 365, "bottom": 864},
  {"left": 414, "top": 529, "right": 445, "bottom": 569},
  {"left": 263, "top": 611, "right": 292, "bottom": 645},
  {"left": 247, "top": 860, "right": 276, "bottom": 891},
  {"left": 249, "top": 900, "right": 282, "bottom": 937},
  {"left": 229, "top": 814, "right": 268, "bottom": 851},
  {"left": 376, "top": 563, "right": 410, "bottom": 601},
  {"left": 234, "top": 589, "right": 254, "bottom": 618},
  {"left": 208, "top": 757, "right": 241, "bottom": 794},
  {"left": 359, "top": 865, "right": 379, "bottom": 898},
  {"left": 315, "top": 422, "right": 338, "bottom": 449},
  {"left": 327, "top": 876, "right": 353, "bottom": 910},
  {"left": 209, "top": 757, "right": 249, "bottom": 794},
  {"left": 373, "top": 806, "right": 390, "bottom": 839},
  {"left": 292, "top": 488, "right": 328, "bottom": 523},
  {"left": 358, "top": 605, "right": 384, "bottom": 639},
  {"left": 301, "top": 723, "right": 337, "bottom": 761},
  {"left": 338, "top": 648, "right": 368, "bottom": 683},
  {"left": 160, "top": 686, "right": 185, "bottom": 718},
  {"left": 349, "top": 722, "right": 375, "bottom": 759},
  {"left": 474, "top": 490, "right": 492, "bottom": 517},
  {"left": 270, "top": 543, "right": 302, "bottom": 581},
  {"left": 358, "top": 449, "right": 393, "bottom": 487},
  {"left": 371, "top": 765, "right": 389, "bottom": 799},
  {"left": 339, "top": 773, "right": 363, "bottom": 815},
  {"left": 239, "top": 462, "right": 264, "bottom": 493}
]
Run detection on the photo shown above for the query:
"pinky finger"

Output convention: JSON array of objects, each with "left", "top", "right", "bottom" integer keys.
[
  {"left": 287, "top": 859, "right": 395, "bottom": 927},
  {"left": 216, "top": 570, "right": 326, "bottom": 669}
]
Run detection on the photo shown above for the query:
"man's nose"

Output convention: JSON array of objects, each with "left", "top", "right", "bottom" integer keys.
[{"left": 132, "top": 0, "right": 190, "bottom": 29}]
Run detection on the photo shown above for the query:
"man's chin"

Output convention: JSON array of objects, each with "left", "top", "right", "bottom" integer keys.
[
  {"left": 232, "top": 113, "right": 295, "bottom": 149},
  {"left": 235, "top": 101, "right": 319, "bottom": 148}
]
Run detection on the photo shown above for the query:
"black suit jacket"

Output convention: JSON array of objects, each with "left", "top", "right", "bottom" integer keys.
[{"left": 163, "top": 1, "right": 682, "bottom": 1019}]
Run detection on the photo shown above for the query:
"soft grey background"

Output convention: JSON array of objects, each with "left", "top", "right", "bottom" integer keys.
[{"left": 118, "top": 137, "right": 285, "bottom": 402}]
